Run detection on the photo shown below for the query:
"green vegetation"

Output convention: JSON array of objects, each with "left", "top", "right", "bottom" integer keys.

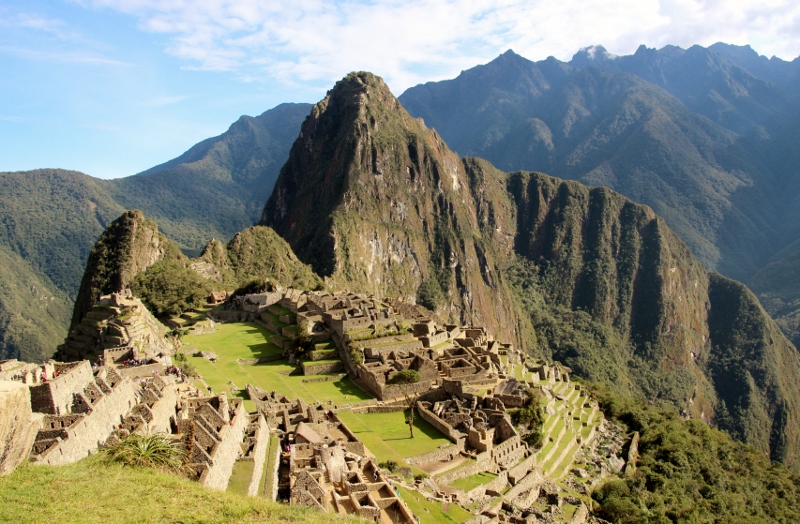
[
  {"left": 131, "top": 244, "right": 214, "bottom": 317},
  {"left": 335, "top": 410, "right": 450, "bottom": 472},
  {"left": 448, "top": 471, "right": 497, "bottom": 491},
  {"left": 186, "top": 322, "right": 369, "bottom": 410},
  {"left": 511, "top": 388, "right": 545, "bottom": 448},
  {"left": 591, "top": 385, "right": 800, "bottom": 523},
  {"left": 397, "top": 486, "right": 472, "bottom": 524},
  {"left": 227, "top": 460, "right": 256, "bottom": 495},
  {"left": 0, "top": 454, "right": 361, "bottom": 524},
  {"left": 103, "top": 433, "right": 187, "bottom": 473},
  {"left": 0, "top": 245, "right": 72, "bottom": 361}
]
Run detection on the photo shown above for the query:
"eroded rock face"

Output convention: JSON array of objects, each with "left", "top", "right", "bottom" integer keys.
[
  {"left": 71, "top": 210, "right": 167, "bottom": 329},
  {"left": 0, "top": 381, "right": 40, "bottom": 475},
  {"left": 261, "top": 72, "right": 520, "bottom": 340}
]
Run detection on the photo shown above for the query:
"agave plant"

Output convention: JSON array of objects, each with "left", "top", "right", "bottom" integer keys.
[{"left": 104, "top": 433, "right": 187, "bottom": 472}]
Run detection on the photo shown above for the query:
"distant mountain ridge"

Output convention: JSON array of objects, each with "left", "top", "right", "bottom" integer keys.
[
  {"left": 399, "top": 42, "right": 800, "bottom": 347},
  {"left": 260, "top": 71, "right": 800, "bottom": 468}
]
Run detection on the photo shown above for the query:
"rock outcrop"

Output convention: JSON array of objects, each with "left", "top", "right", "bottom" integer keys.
[{"left": 71, "top": 210, "right": 168, "bottom": 329}]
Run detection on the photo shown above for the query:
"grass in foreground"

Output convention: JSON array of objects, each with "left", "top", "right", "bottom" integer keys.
[{"left": 0, "top": 455, "right": 363, "bottom": 524}]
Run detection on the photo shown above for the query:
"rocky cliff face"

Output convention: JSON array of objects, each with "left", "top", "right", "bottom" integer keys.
[
  {"left": 261, "top": 72, "right": 800, "bottom": 468},
  {"left": 70, "top": 210, "right": 168, "bottom": 329},
  {"left": 262, "top": 72, "right": 521, "bottom": 338}
]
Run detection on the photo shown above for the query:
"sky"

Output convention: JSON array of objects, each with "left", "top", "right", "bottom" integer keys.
[{"left": 1, "top": 0, "right": 799, "bottom": 179}]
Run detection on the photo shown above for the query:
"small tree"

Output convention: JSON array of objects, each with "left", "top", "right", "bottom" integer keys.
[{"left": 387, "top": 369, "right": 422, "bottom": 438}]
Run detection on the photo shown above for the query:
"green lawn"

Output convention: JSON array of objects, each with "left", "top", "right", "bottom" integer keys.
[
  {"left": 448, "top": 471, "right": 497, "bottom": 492},
  {"left": 184, "top": 322, "right": 371, "bottom": 410},
  {"left": 227, "top": 460, "right": 255, "bottom": 495},
  {"left": 262, "top": 434, "right": 280, "bottom": 498},
  {"left": 397, "top": 486, "right": 472, "bottom": 524},
  {"left": 336, "top": 410, "right": 450, "bottom": 472}
]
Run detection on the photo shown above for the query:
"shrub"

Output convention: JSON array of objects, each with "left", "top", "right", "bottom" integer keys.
[
  {"left": 378, "top": 460, "right": 399, "bottom": 473},
  {"left": 103, "top": 433, "right": 187, "bottom": 473}
]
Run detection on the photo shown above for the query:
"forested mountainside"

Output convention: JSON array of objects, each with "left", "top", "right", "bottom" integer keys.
[
  {"left": 259, "top": 71, "right": 800, "bottom": 468},
  {"left": 0, "top": 103, "right": 309, "bottom": 361},
  {"left": 399, "top": 43, "right": 800, "bottom": 348}
]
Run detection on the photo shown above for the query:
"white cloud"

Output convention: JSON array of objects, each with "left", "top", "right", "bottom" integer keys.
[
  {"left": 0, "top": 44, "right": 131, "bottom": 65},
  {"left": 77, "top": 0, "right": 800, "bottom": 93}
]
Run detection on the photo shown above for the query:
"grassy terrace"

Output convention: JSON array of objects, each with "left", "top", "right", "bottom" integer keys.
[
  {"left": 184, "top": 322, "right": 370, "bottom": 410},
  {"left": 448, "top": 471, "right": 497, "bottom": 491},
  {"left": 0, "top": 455, "right": 362, "bottom": 524},
  {"left": 227, "top": 460, "right": 255, "bottom": 495},
  {"left": 269, "top": 304, "right": 292, "bottom": 315},
  {"left": 261, "top": 311, "right": 287, "bottom": 327},
  {"left": 262, "top": 435, "right": 280, "bottom": 498},
  {"left": 397, "top": 486, "right": 472, "bottom": 524},
  {"left": 336, "top": 410, "right": 451, "bottom": 474}
]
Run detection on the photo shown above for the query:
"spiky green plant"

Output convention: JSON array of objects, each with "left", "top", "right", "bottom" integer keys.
[{"left": 103, "top": 433, "right": 187, "bottom": 473}]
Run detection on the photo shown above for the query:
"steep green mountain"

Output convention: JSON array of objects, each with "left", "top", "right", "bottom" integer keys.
[
  {"left": 399, "top": 48, "right": 781, "bottom": 281},
  {"left": 0, "top": 169, "right": 125, "bottom": 361},
  {"left": 261, "top": 72, "right": 521, "bottom": 339},
  {"left": 398, "top": 44, "right": 800, "bottom": 349},
  {"left": 0, "top": 103, "right": 310, "bottom": 361},
  {"left": 69, "top": 210, "right": 172, "bottom": 329},
  {"left": 0, "top": 245, "right": 72, "bottom": 361},
  {"left": 260, "top": 71, "right": 800, "bottom": 468},
  {"left": 105, "top": 103, "right": 312, "bottom": 255},
  {"left": 68, "top": 210, "right": 321, "bottom": 332}
]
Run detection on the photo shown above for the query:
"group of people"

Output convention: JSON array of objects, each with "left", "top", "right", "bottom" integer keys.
[{"left": 122, "top": 358, "right": 149, "bottom": 367}]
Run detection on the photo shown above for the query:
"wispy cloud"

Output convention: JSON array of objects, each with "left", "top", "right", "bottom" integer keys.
[
  {"left": 0, "top": 115, "right": 25, "bottom": 122},
  {"left": 141, "top": 95, "right": 191, "bottom": 107},
  {"left": 0, "top": 44, "right": 131, "bottom": 65},
  {"left": 79, "top": 0, "right": 800, "bottom": 93}
]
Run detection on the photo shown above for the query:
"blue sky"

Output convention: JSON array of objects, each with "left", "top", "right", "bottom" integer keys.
[{"left": 2, "top": 0, "right": 799, "bottom": 179}]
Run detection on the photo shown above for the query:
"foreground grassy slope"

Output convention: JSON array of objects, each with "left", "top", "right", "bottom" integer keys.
[{"left": 0, "top": 455, "right": 363, "bottom": 524}]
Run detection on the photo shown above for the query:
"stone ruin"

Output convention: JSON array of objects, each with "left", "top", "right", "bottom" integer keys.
[
  {"left": 246, "top": 384, "right": 415, "bottom": 522},
  {"left": 57, "top": 290, "right": 174, "bottom": 363}
]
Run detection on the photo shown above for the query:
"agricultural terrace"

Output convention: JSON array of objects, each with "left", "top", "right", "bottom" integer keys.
[
  {"left": 182, "top": 322, "right": 370, "bottom": 411},
  {"left": 336, "top": 410, "right": 451, "bottom": 474}
]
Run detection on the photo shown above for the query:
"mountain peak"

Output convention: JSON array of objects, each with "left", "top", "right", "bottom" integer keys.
[{"left": 570, "top": 44, "right": 617, "bottom": 66}]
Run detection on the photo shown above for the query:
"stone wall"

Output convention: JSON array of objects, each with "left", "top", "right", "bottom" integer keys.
[
  {"left": 465, "top": 470, "right": 508, "bottom": 501},
  {"left": 436, "top": 451, "right": 495, "bottom": 486},
  {"left": 416, "top": 402, "right": 463, "bottom": 443},
  {"left": 200, "top": 403, "right": 249, "bottom": 490},
  {"left": 301, "top": 360, "right": 344, "bottom": 376},
  {"left": 33, "top": 375, "right": 137, "bottom": 466},
  {"left": 404, "top": 444, "right": 461, "bottom": 465},
  {"left": 0, "top": 381, "right": 42, "bottom": 475},
  {"left": 146, "top": 380, "right": 177, "bottom": 434},
  {"left": 29, "top": 361, "right": 93, "bottom": 415},
  {"left": 503, "top": 467, "right": 543, "bottom": 501},
  {"left": 247, "top": 415, "right": 269, "bottom": 496},
  {"left": 267, "top": 433, "right": 281, "bottom": 501},
  {"left": 625, "top": 431, "right": 640, "bottom": 477},
  {"left": 118, "top": 363, "right": 162, "bottom": 379},
  {"left": 209, "top": 310, "right": 259, "bottom": 322}
]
